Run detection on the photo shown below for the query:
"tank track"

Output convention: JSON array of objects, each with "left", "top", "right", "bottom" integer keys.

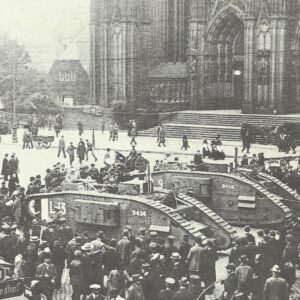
[
  {"left": 233, "top": 172, "right": 291, "bottom": 217},
  {"left": 177, "top": 193, "right": 237, "bottom": 243},
  {"left": 258, "top": 172, "right": 300, "bottom": 202}
]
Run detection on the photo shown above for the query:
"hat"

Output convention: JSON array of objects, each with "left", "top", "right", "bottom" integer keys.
[
  {"left": 171, "top": 252, "right": 181, "bottom": 260},
  {"left": 165, "top": 277, "right": 175, "bottom": 285},
  {"left": 81, "top": 243, "right": 94, "bottom": 251},
  {"left": 1, "top": 224, "right": 11, "bottom": 231},
  {"left": 150, "top": 231, "right": 157, "bottom": 237},
  {"left": 240, "top": 255, "right": 248, "bottom": 263},
  {"left": 179, "top": 277, "right": 189, "bottom": 286},
  {"left": 74, "top": 250, "right": 82, "bottom": 257},
  {"left": 131, "top": 274, "right": 143, "bottom": 282},
  {"left": 168, "top": 235, "right": 175, "bottom": 240},
  {"left": 30, "top": 176, "right": 35, "bottom": 182},
  {"left": 189, "top": 274, "right": 200, "bottom": 284},
  {"left": 244, "top": 225, "right": 251, "bottom": 232},
  {"left": 30, "top": 236, "right": 40, "bottom": 243},
  {"left": 90, "top": 284, "right": 101, "bottom": 290},
  {"left": 149, "top": 242, "right": 157, "bottom": 249},
  {"left": 139, "top": 227, "right": 146, "bottom": 233},
  {"left": 225, "top": 263, "right": 235, "bottom": 271},
  {"left": 10, "top": 223, "right": 18, "bottom": 230},
  {"left": 44, "top": 247, "right": 51, "bottom": 254},
  {"left": 142, "top": 263, "right": 150, "bottom": 270},
  {"left": 126, "top": 225, "right": 133, "bottom": 230},
  {"left": 271, "top": 265, "right": 281, "bottom": 273}
]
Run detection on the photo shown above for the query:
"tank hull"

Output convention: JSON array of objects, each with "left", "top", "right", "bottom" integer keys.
[
  {"left": 151, "top": 170, "right": 291, "bottom": 227},
  {"left": 27, "top": 190, "right": 235, "bottom": 249}
]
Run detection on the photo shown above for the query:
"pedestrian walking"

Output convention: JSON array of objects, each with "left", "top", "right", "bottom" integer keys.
[
  {"left": 109, "top": 124, "right": 114, "bottom": 141},
  {"left": 113, "top": 123, "right": 119, "bottom": 141},
  {"left": 130, "top": 127, "right": 137, "bottom": 146},
  {"left": 67, "top": 142, "right": 77, "bottom": 167},
  {"left": 58, "top": 136, "right": 66, "bottom": 158},
  {"left": 54, "top": 123, "right": 61, "bottom": 138},
  {"left": 77, "top": 139, "right": 86, "bottom": 165},
  {"left": 158, "top": 129, "right": 166, "bottom": 147},
  {"left": 101, "top": 120, "right": 105, "bottom": 134},
  {"left": 1, "top": 154, "right": 9, "bottom": 181},
  {"left": 77, "top": 121, "right": 83, "bottom": 136},
  {"left": 86, "top": 139, "right": 98, "bottom": 162}
]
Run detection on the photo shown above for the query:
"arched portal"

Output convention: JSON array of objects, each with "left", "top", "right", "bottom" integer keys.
[{"left": 206, "top": 7, "right": 244, "bottom": 110}]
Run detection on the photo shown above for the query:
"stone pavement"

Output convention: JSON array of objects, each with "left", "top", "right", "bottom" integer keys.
[{"left": 2, "top": 128, "right": 298, "bottom": 160}]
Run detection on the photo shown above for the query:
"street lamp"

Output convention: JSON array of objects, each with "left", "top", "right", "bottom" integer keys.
[{"left": 12, "top": 45, "right": 18, "bottom": 143}]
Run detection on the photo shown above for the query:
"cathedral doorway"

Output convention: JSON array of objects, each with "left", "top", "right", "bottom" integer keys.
[{"left": 206, "top": 8, "right": 244, "bottom": 110}]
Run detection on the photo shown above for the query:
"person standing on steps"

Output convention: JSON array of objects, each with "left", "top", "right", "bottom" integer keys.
[{"left": 58, "top": 136, "right": 66, "bottom": 158}]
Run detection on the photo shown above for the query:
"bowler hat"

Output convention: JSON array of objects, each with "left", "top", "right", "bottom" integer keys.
[
  {"left": 170, "top": 252, "right": 181, "bottom": 260},
  {"left": 81, "top": 243, "right": 94, "bottom": 251},
  {"left": 30, "top": 236, "right": 40, "bottom": 243}
]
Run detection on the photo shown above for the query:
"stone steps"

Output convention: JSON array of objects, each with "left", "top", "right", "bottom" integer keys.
[{"left": 138, "top": 111, "right": 300, "bottom": 141}]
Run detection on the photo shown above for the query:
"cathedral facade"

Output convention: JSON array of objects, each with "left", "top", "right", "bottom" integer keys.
[{"left": 90, "top": 0, "right": 300, "bottom": 114}]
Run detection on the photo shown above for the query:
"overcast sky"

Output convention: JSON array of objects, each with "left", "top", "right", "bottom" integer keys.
[{"left": 0, "top": 0, "right": 90, "bottom": 71}]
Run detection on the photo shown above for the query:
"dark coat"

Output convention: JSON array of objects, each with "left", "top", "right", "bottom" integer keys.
[
  {"left": 223, "top": 272, "right": 238, "bottom": 300},
  {"left": 263, "top": 277, "right": 289, "bottom": 300},
  {"left": 173, "top": 288, "right": 193, "bottom": 300},
  {"left": 1, "top": 158, "right": 9, "bottom": 176},
  {"left": 69, "top": 259, "right": 84, "bottom": 286}
]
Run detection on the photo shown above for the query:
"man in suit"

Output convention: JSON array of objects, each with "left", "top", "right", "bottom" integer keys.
[
  {"left": 263, "top": 265, "right": 289, "bottom": 300},
  {"left": 187, "top": 237, "right": 205, "bottom": 280},
  {"left": 69, "top": 250, "right": 84, "bottom": 300},
  {"left": 35, "top": 254, "right": 57, "bottom": 299},
  {"left": 87, "top": 284, "right": 105, "bottom": 300},
  {"left": 58, "top": 135, "right": 66, "bottom": 158}
]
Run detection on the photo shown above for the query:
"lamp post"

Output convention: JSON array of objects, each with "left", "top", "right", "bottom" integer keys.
[{"left": 11, "top": 42, "right": 18, "bottom": 143}]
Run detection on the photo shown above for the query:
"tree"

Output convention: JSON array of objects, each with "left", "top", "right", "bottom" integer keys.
[{"left": 0, "top": 33, "right": 60, "bottom": 115}]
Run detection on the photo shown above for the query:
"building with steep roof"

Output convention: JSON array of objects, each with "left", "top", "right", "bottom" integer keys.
[
  {"left": 48, "top": 59, "right": 89, "bottom": 106},
  {"left": 90, "top": 0, "right": 300, "bottom": 114}
]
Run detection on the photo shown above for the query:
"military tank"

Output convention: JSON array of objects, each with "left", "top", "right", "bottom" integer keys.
[
  {"left": 26, "top": 157, "right": 300, "bottom": 250},
  {"left": 27, "top": 164, "right": 238, "bottom": 250}
]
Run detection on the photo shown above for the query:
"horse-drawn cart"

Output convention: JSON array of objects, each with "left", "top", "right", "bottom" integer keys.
[{"left": 33, "top": 135, "right": 54, "bottom": 149}]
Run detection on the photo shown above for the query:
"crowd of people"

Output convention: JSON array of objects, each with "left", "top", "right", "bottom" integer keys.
[
  {"left": 0, "top": 119, "right": 300, "bottom": 300},
  {"left": 0, "top": 176, "right": 299, "bottom": 300}
]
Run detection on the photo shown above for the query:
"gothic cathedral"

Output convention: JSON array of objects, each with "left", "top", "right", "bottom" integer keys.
[{"left": 90, "top": 0, "right": 300, "bottom": 114}]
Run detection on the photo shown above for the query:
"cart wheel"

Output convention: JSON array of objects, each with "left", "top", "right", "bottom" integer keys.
[
  {"left": 43, "top": 142, "right": 51, "bottom": 149},
  {"left": 36, "top": 141, "right": 43, "bottom": 149}
]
